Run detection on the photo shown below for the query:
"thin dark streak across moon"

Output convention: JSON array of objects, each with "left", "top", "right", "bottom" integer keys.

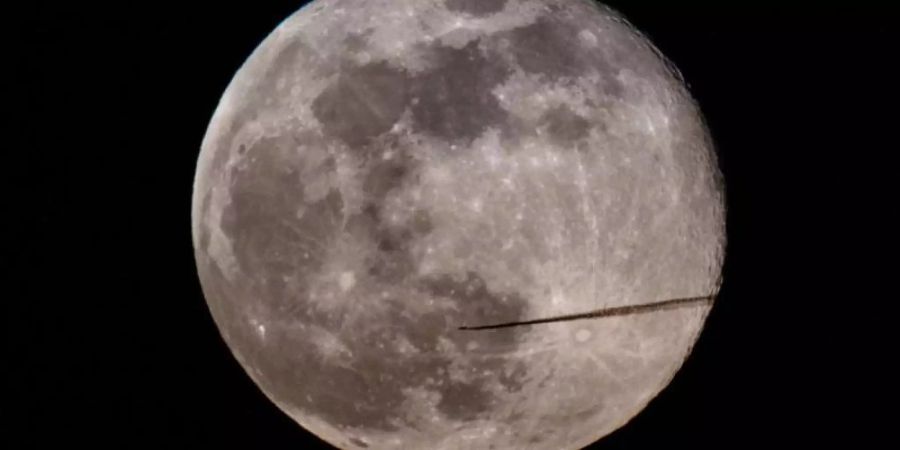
[{"left": 458, "top": 295, "right": 714, "bottom": 330}]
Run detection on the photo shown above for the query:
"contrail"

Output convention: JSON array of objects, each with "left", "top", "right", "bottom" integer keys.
[{"left": 458, "top": 295, "right": 715, "bottom": 330}]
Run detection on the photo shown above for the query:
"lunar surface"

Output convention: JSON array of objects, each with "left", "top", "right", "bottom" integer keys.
[{"left": 192, "top": 0, "right": 726, "bottom": 449}]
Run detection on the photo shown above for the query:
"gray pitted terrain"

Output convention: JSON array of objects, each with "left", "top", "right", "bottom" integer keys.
[{"left": 193, "top": 1, "right": 725, "bottom": 449}]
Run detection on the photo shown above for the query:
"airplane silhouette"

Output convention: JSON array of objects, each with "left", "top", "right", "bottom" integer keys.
[{"left": 458, "top": 295, "right": 715, "bottom": 330}]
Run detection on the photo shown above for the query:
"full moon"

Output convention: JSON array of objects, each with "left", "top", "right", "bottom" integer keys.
[{"left": 192, "top": 0, "right": 726, "bottom": 449}]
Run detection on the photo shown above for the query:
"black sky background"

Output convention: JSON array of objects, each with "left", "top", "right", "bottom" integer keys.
[{"left": 7, "top": 1, "right": 894, "bottom": 448}]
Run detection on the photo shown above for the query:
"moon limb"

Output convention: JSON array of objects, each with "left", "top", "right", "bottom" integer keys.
[{"left": 192, "top": 1, "right": 726, "bottom": 449}]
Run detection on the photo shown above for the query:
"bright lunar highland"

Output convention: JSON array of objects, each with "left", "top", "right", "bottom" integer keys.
[{"left": 192, "top": 0, "right": 726, "bottom": 449}]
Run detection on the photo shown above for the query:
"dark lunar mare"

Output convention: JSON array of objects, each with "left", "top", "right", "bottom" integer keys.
[
  {"left": 540, "top": 105, "right": 593, "bottom": 144},
  {"left": 311, "top": 61, "right": 411, "bottom": 151},
  {"left": 445, "top": 0, "right": 508, "bottom": 16},
  {"left": 409, "top": 40, "right": 513, "bottom": 145}
]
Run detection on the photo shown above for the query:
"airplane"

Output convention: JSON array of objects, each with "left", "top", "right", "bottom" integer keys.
[{"left": 458, "top": 295, "right": 715, "bottom": 330}]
